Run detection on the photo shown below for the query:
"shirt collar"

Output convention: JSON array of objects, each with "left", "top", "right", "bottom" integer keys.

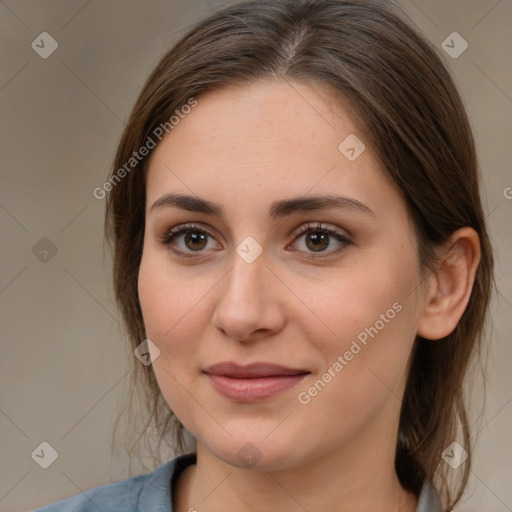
[
  {"left": 137, "top": 453, "right": 439, "bottom": 512},
  {"left": 416, "top": 481, "right": 441, "bottom": 512},
  {"left": 137, "top": 452, "right": 197, "bottom": 511}
]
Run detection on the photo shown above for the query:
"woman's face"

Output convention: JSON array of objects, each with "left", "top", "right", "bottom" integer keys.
[{"left": 138, "top": 79, "right": 427, "bottom": 471}]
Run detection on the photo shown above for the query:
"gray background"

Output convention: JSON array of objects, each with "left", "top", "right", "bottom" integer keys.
[{"left": 0, "top": 1, "right": 511, "bottom": 511}]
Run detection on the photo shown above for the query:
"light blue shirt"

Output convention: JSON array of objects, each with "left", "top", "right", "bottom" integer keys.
[{"left": 34, "top": 452, "right": 441, "bottom": 511}]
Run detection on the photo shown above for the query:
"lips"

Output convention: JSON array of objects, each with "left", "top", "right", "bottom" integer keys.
[
  {"left": 203, "top": 361, "right": 310, "bottom": 401},
  {"left": 204, "top": 361, "right": 309, "bottom": 378}
]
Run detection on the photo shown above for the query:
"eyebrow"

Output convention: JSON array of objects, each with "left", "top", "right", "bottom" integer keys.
[{"left": 149, "top": 193, "right": 375, "bottom": 218}]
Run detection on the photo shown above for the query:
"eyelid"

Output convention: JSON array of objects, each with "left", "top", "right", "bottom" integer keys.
[
  {"left": 160, "top": 222, "right": 220, "bottom": 246},
  {"left": 286, "top": 222, "right": 352, "bottom": 258},
  {"left": 159, "top": 221, "right": 352, "bottom": 259},
  {"left": 290, "top": 221, "right": 350, "bottom": 239}
]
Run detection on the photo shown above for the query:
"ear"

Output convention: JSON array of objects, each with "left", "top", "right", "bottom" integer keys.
[{"left": 417, "top": 227, "right": 481, "bottom": 340}]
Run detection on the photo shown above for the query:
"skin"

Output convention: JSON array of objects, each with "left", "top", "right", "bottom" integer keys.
[{"left": 137, "top": 79, "right": 481, "bottom": 512}]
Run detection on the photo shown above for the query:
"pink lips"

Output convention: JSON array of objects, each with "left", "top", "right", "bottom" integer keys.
[{"left": 203, "top": 362, "right": 310, "bottom": 402}]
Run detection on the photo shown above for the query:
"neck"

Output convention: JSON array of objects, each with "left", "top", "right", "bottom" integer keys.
[
  {"left": 173, "top": 359, "right": 419, "bottom": 512},
  {"left": 174, "top": 425, "right": 419, "bottom": 512}
]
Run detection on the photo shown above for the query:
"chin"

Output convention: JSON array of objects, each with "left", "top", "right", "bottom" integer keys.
[{"left": 201, "top": 431, "right": 306, "bottom": 472}]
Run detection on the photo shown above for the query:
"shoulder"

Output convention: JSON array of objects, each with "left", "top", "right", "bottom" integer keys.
[
  {"left": 33, "top": 471, "right": 151, "bottom": 512},
  {"left": 34, "top": 454, "right": 196, "bottom": 512}
]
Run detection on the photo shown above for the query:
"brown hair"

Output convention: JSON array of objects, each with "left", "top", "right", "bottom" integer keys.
[{"left": 105, "top": 1, "right": 494, "bottom": 510}]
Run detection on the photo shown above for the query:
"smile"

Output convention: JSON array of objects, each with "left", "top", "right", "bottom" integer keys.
[
  {"left": 203, "top": 361, "right": 310, "bottom": 402},
  {"left": 206, "top": 374, "right": 309, "bottom": 402}
]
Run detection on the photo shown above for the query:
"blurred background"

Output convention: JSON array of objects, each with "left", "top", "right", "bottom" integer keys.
[{"left": 0, "top": 0, "right": 511, "bottom": 511}]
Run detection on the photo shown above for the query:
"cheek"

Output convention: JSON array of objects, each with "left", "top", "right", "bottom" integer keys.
[
  {"left": 138, "top": 248, "right": 206, "bottom": 344},
  {"left": 296, "top": 251, "right": 420, "bottom": 406},
  {"left": 298, "top": 256, "right": 418, "bottom": 353},
  {"left": 137, "top": 249, "right": 207, "bottom": 420},
  {"left": 294, "top": 300, "right": 417, "bottom": 449},
  {"left": 138, "top": 253, "right": 170, "bottom": 340}
]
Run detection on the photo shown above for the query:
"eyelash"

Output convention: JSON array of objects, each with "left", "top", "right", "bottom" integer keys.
[{"left": 159, "top": 222, "right": 352, "bottom": 260}]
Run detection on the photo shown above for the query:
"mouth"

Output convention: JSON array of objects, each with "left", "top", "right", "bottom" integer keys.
[{"left": 203, "top": 361, "right": 310, "bottom": 402}]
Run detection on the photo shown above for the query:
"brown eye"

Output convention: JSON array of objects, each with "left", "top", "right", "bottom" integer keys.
[
  {"left": 290, "top": 222, "right": 352, "bottom": 259},
  {"left": 304, "top": 231, "right": 330, "bottom": 252},
  {"left": 182, "top": 231, "right": 208, "bottom": 251},
  {"left": 160, "top": 223, "right": 221, "bottom": 258}
]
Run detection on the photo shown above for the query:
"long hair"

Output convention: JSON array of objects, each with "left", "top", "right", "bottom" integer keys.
[{"left": 105, "top": 1, "right": 494, "bottom": 509}]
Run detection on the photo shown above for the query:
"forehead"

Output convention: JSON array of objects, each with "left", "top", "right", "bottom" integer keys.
[
  {"left": 144, "top": 79, "right": 403, "bottom": 220},
  {"left": 152, "top": 79, "right": 355, "bottom": 163}
]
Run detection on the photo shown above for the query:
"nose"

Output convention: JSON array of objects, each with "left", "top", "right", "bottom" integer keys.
[{"left": 212, "top": 250, "right": 286, "bottom": 343}]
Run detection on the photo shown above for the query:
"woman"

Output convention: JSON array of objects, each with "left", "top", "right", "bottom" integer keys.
[{"left": 36, "top": 0, "right": 494, "bottom": 511}]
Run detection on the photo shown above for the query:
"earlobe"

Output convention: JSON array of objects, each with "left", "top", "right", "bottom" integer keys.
[{"left": 417, "top": 227, "right": 481, "bottom": 341}]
